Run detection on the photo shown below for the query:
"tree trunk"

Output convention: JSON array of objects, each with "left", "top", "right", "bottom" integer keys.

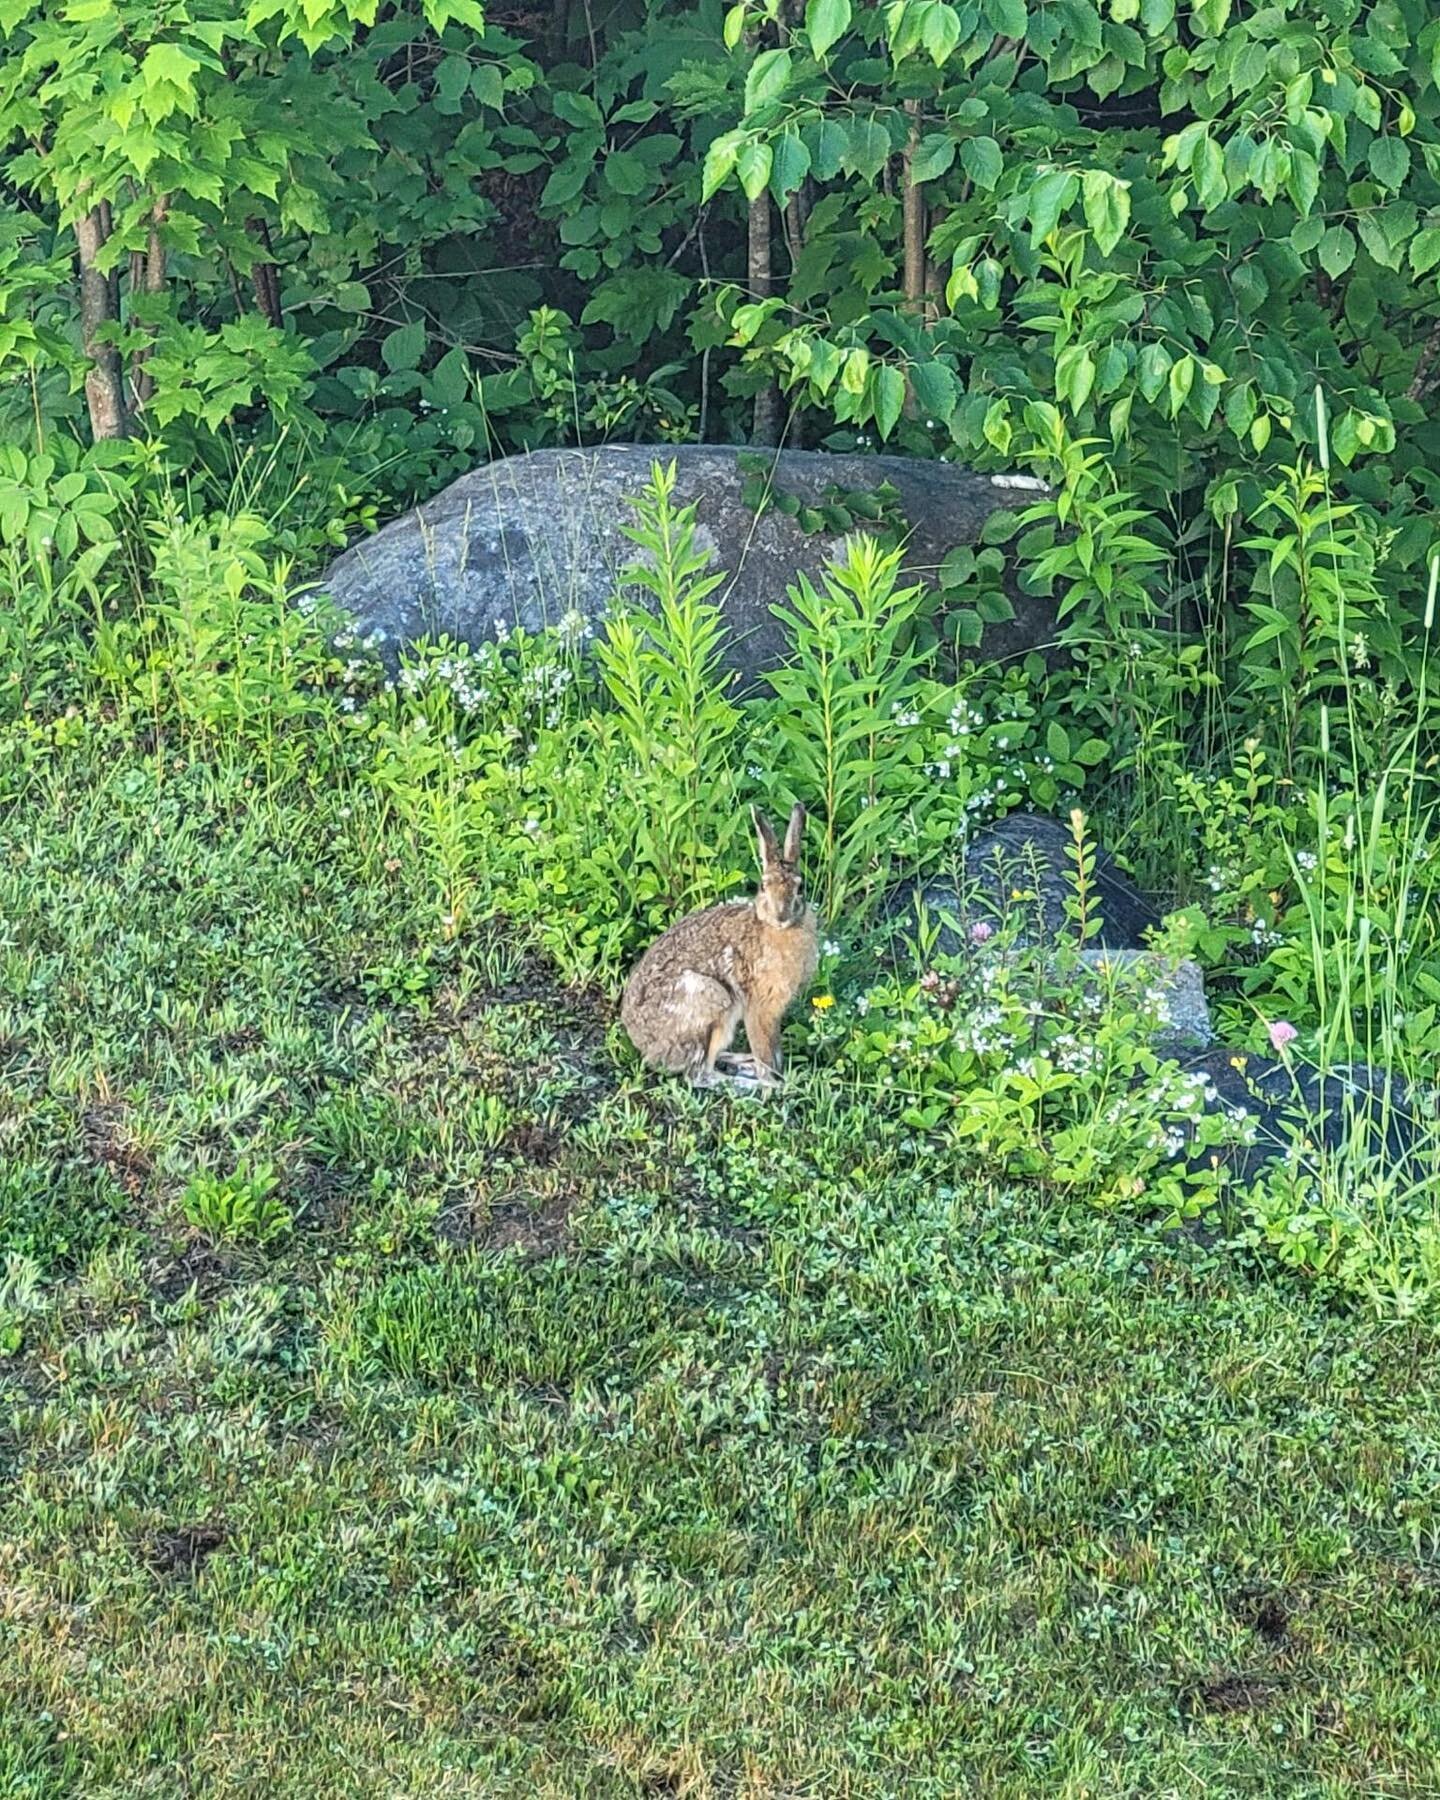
[
  {"left": 250, "top": 219, "right": 283, "bottom": 328},
  {"left": 74, "top": 205, "right": 127, "bottom": 442},
  {"left": 748, "top": 189, "right": 782, "bottom": 447},
  {"left": 132, "top": 196, "right": 170, "bottom": 412},
  {"left": 902, "top": 101, "right": 926, "bottom": 313}
]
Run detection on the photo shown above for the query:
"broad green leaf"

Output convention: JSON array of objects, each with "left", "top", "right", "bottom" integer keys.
[
  {"left": 1056, "top": 344, "right": 1095, "bottom": 412},
  {"left": 471, "top": 66, "right": 505, "bottom": 110},
  {"left": 603, "top": 150, "right": 649, "bottom": 195},
  {"left": 871, "top": 364, "right": 906, "bottom": 438},
  {"left": 736, "top": 139, "right": 773, "bottom": 201},
  {"left": 1193, "top": 135, "right": 1225, "bottom": 210},
  {"left": 141, "top": 42, "right": 202, "bottom": 90},
  {"left": 428, "top": 344, "right": 470, "bottom": 409},
  {"left": 912, "top": 133, "right": 957, "bottom": 184},
  {"left": 960, "top": 135, "right": 1002, "bottom": 190},
  {"left": 983, "top": 0, "right": 1027, "bottom": 36},
  {"left": 808, "top": 117, "right": 850, "bottom": 180},
  {"left": 842, "top": 119, "right": 894, "bottom": 181},
  {"left": 434, "top": 54, "right": 472, "bottom": 113},
  {"left": 922, "top": 3, "right": 962, "bottom": 64},
  {"left": 1028, "top": 169, "right": 1077, "bottom": 241},
  {"left": 1369, "top": 136, "right": 1411, "bottom": 192},
  {"left": 840, "top": 346, "right": 870, "bottom": 394},
  {"left": 1081, "top": 168, "right": 1130, "bottom": 255},
  {"left": 744, "top": 47, "right": 791, "bottom": 113},
  {"left": 382, "top": 320, "right": 425, "bottom": 372},
  {"left": 1411, "top": 228, "right": 1440, "bottom": 276},
  {"left": 770, "top": 132, "right": 812, "bottom": 199},
  {"left": 806, "top": 0, "right": 852, "bottom": 59},
  {"left": 1167, "top": 352, "right": 1195, "bottom": 416},
  {"left": 910, "top": 360, "right": 959, "bottom": 424},
  {"left": 702, "top": 131, "right": 742, "bottom": 201},
  {"left": 1318, "top": 224, "right": 1356, "bottom": 277}
]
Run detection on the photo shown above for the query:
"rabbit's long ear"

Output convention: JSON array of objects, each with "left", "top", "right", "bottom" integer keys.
[
  {"left": 752, "top": 806, "right": 780, "bottom": 868},
  {"left": 783, "top": 802, "right": 806, "bottom": 864}
]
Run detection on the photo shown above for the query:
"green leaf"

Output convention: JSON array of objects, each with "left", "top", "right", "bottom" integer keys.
[
  {"left": 1318, "top": 224, "right": 1356, "bottom": 277},
  {"left": 1411, "top": 228, "right": 1440, "bottom": 276},
  {"left": 745, "top": 47, "right": 792, "bottom": 113},
  {"left": 806, "top": 0, "right": 852, "bottom": 59},
  {"left": 434, "top": 54, "right": 472, "bottom": 114},
  {"left": 471, "top": 66, "right": 505, "bottom": 111},
  {"left": 1056, "top": 344, "right": 1095, "bottom": 413},
  {"left": 1356, "top": 212, "right": 1401, "bottom": 272},
  {"left": 381, "top": 320, "right": 425, "bottom": 372},
  {"left": 702, "top": 131, "right": 742, "bottom": 201},
  {"left": 736, "top": 140, "right": 773, "bottom": 201},
  {"left": 923, "top": 2, "right": 962, "bottom": 63},
  {"left": 1046, "top": 720, "right": 1070, "bottom": 762},
  {"left": 581, "top": 269, "right": 692, "bottom": 344},
  {"left": 983, "top": 0, "right": 1028, "bottom": 35},
  {"left": 770, "top": 132, "right": 811, "bottom": 200},
  {"left": 603, "top": 150, "right": 649, "bottom": 196},
  {"left": 808, "top": 117, "right": 849, "bottom": 180},
  {"left": 1168, "top": 352, "right": 1195, "bottom": 417},
  {"left": 542, "top": 156, "right": 593, "bottom": 210},
  {"left": 141, "top": 42, "right": 202, "bottom": 90},
  {"left": 1369, "top": 137, "right": 1411, "bottom": 192},
  {"left": 1193, "top": 135, "right": 1225, "bottom": 210},
  {"left": 910, "top": 360, "right": 959, "bottom": 424},
  {"left": 1081, "top": 168, "right": 1130, "bottom": 255},
  {"left": 871, "top": 364, "right": 906, "bottom": 439},
  {"left": 842, "top": 119, "right": 894, "bottom": 181},
  {"left": 840, "top": 347, "right": 870, "bottom": 395},
  {"left": 1028, "top": 169, "right": 1077, "bottom": 241},
  {"left": 428, "top": 344, "right": 470, "bottom": 409},
  {"left": 959, "top": 135, "right": 1002, "bottom": 190},
  {"left": 551, "top": 91, "right": 603, "bottom": 128},
  {"left": 913, "top": 133, "right": 957, "bottom": 184}
]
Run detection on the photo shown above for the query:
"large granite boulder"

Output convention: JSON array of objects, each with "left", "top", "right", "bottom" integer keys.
[{"left": 315, "top": 444, "right": 1052, "bottom": 681}]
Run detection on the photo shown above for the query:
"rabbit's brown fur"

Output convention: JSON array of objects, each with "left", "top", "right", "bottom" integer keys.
[{"left": 621, "top": 805, "right": 819, "bottom": 1087}]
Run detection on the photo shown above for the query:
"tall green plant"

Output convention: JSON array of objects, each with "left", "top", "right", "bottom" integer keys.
[
  {"left": 593, "top": 460, "right": 746, "bottom": 916},
  {"left": 761, "top": 534, "right": 929, "bottom": 920}
]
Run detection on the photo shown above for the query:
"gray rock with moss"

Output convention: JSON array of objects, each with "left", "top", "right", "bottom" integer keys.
[{"left": 315, "top": 444, "right": 1052, "bottom": 680}]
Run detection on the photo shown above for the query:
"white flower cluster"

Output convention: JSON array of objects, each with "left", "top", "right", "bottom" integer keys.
[{"left": 397, "top": 644, "right": 499, "bottom": 712}]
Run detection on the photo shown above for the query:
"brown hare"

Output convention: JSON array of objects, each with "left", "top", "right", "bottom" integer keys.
[{"left": 621, "top": 804, "right": 819, "bottom": 1089}]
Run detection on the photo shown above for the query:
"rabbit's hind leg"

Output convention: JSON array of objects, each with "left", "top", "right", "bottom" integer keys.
[{"left": 666, "top": 972, "right": 740, "bottom": 1087}]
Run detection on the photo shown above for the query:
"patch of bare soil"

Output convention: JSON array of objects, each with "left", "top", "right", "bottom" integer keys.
[
  {"left": 82, "top": 1104, "right": 152, "bottom": 1197},
  {"left": 146, "top": 1522, "right": 226, "bottom": 1578},
  {"left": 1183, "top": 1671, "right": 1280, "bottom": 1715}
]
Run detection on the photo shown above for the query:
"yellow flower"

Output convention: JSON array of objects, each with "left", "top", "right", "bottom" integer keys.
[{"left": 812, "top": 994, "right": 835, "bottom": 1010}]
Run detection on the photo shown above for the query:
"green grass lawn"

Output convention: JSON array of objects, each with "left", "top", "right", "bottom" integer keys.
[{"left": 3, "top": 740, "right": 1439, "bottom": 1798}]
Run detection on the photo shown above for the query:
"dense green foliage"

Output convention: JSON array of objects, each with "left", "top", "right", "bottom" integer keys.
[
  {"left": 6, "top": 5, "right": 1440, "bottom": 1777},
  {"left": 3, "top": 465, "right": 1436, "bottom": 1305},
  {"left": 4, "top": 0, "right": 1440, "bottom": 568},
  {"left": 4, "top": 683, "right": 1440, "bottom": 1796}
]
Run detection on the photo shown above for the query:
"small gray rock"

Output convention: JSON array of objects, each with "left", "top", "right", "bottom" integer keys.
[
  {"left": 315, "top": 444, "right": 1055, "bottom": 682},
  {"left": 1076, "top": 949, "right": 1213, "bottom": 1051}
]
